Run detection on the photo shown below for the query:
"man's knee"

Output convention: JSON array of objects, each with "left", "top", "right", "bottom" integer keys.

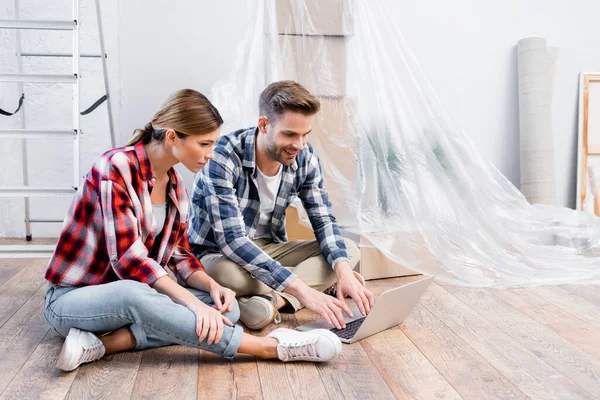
[
  {"left": 204, "top": 257, "right": 242, "bottom": 284},
  {"left": 204, "top": 257, "right": 260, "bottom": 296}
]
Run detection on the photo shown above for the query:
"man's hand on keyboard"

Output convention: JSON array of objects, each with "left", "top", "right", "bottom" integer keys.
[
  {"left": 334, "top": 262, "right": 375, "bottom": 316},
  {"left": 285, "top": 279, "right": 353, "bottom": 329}
]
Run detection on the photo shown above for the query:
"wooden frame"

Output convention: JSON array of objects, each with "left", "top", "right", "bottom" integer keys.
[{"left": 576, "top": 73, "right": 600, "bottom": 214}]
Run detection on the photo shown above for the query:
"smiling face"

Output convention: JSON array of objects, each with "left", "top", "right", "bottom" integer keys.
[
  {"left": 166, "top": 128, "right": 221, "bottom": 173},
  {"left": 259, "top": 110, "right": 313, "bottom": 166}
]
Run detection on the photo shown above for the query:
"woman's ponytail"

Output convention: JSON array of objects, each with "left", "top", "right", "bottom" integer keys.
[{"left": 125, "top": 122, "right": 154, "bottom": 146}]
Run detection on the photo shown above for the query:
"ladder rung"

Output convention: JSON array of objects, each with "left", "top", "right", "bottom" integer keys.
[
  {"left": 0, "top": 187, "right": 77, "bottom": 197},
  {"left": 0, "top": 73, "right": 77, "bottom": 83},
  {"left": 29, "top": 219, "right": 64, "bottom": 223},
  {"left": 0, "top": 129, "right": 76, "bottom": 139},
  {"left": 0, "top": 19, "right": 76, "bottom": 30},
  {"left": 21, "top": 52, "right": 104, "bottom": 58}
]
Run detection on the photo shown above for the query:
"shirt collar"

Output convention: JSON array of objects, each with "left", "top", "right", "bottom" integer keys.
[
  {"left": 242, "top": 127, "right": 298, "bottom": 174},
  {"left": 134, "top": 140, "right": 177, "bottom": 188}
]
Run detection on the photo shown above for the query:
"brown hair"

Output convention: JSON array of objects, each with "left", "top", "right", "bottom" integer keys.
[
  {"left": 258, "top": 80, "right": 320, "bottom": 122},
  {"left": 126, "top": 89, "right": 223, "bottom": 146}
]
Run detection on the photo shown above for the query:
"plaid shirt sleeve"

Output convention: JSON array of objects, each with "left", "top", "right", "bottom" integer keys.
[
  {"left": 300, "top": 151, "right": 350, "bottom": 268},
  {"left": 168, "top": 227, "right": 205, "bottom": 283},
  {"left": 100, "top": 179, "right": 168, "bottom": 285},
  {"left": 203, "top": 152, "right": 297, "bottom": 291}
]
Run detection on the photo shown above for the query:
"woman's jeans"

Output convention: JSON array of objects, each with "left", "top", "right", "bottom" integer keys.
[{"left": 43, "top": 280, "right": 244, "bottom": 359}]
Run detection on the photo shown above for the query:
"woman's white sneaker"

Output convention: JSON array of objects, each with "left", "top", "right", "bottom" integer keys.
[
  {"left": 267, "top": 328, "right": 342, "bottom": 362},
  {"left": 56, "top": 328, "right": 105, "bottom": 371}
]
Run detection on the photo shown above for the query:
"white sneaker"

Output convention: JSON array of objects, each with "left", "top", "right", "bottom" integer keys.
[
  {"left": 239, "top": 292, "right": 282, "bottom": 330},
  {"left": 56, "top": 328, "right": 105, "bottom": 371},
  {"left": 267, "top": 328, "right": 342, "bottom": 362}
]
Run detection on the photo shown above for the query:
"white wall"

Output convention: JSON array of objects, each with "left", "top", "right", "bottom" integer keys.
[
  {"left": 1, "top": 0, "right": 599, "bottom": 238},
  {"left": 387, "top": 0, "right": 600, "bottom": 208},
  {"left": 116, "top": 0, "right": 249, "bottom": 186}
]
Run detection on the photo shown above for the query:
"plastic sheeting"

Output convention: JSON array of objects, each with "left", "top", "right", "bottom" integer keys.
[{"left": 212, "top": 0, "right": 600, "bottom": 287}]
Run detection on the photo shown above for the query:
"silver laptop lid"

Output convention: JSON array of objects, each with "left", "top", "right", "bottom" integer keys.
[{"left": 349, "top": 276, "right": 434, "bottom": 343}]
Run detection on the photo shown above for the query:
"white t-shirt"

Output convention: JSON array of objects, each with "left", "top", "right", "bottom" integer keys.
[
  {"left": 254, "top": 165, "right": 283, "bottom": 239},
  {"left": 152, "top": 202, "right": 168, "bottom": 234}
]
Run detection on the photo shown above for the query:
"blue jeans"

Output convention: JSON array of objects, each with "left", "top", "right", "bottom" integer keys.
[{"left": 43, "top": 280, "right": 244, "bottom": 359}]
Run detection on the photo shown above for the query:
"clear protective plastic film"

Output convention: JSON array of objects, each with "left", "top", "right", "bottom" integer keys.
[{"left": 212, "top": 0, "right": 600, "bottom": 287}]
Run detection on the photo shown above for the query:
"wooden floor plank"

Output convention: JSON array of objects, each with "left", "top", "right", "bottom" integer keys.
[
  {"left": 444, "top": 285, "right": 600, "bottom": 397},
  {"left": 256, "top": 313, "right": 301, "bottom": 400},
  {"left": 359, "top": 277, "right": 462, "bottom": 400},
  {"left": 491, "top": 287, "right": 600, "bottom": 361},
  {"left": 1, "top": 255, "right": 599, "bottom": 400},
  {"left": 402, "top": 301, "right": 527, "bottom": 400},
  {"left": 0, "top": 259, "right": 47, "bottom": 328},
  {"left": 198, "top": 351, "right": 263, "bottom": 400},
  {"left": 361, "top": 327, "right": 462, "bottom": 400},
  {"left": 64, "top": 351, "right": 143, "bottom": 400},
  {"left": 0, "top": 330, "right": 78, "bottom": 400},
  {"left": 295, "top": 307, "right": 396, "bottom": 400},
  {"left": 130, "top": 345, "right": 198, "bottom": 400},
  {"left": 426, "top": 284, "right": 591, "bottom": 399},
  {"left": 256, "top": 312, "right": 330, "bottom": 400},
  {"left": 0, "top": 259, "right": 28, "bottom": 289},
  {"left": 521, "top": 286, "right": 600, "bottom": 329},
  {"left": 0, "top": 284, "right": 51, "bottom": 395},
  {"left": 561, "top": 284, "right": 600, "bottom": 305}
]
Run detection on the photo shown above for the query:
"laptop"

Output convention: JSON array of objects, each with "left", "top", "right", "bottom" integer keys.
[{"left": 296, "top": 276, "right": 434, "bottom": 343}]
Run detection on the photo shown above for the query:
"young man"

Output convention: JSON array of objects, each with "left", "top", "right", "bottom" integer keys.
[{"left": 188, "top": 81, "right": 374, "bottom": 330}]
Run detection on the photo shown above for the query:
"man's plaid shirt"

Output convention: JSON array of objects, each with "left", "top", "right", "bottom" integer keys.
[{"left": 188, "top": 127, "right": 349, "bottom": 291}]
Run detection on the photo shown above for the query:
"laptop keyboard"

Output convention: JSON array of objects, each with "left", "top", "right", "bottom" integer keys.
[{"left": 329, "top": 317, "right": 367, "bottom": 340}]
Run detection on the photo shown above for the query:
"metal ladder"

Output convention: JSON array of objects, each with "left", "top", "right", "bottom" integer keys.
[{"left": 0, "top": 0, "right": 115, "bottom": 258}]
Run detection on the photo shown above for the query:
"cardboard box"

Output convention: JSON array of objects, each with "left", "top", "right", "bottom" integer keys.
[
  {"left": 285, "top": 200, "right": 316, "bottom": 241},
  {"left": 310, "top": 97, "right": 360, "bottom": 228},
  {"left": 359, "top": 230, "right": 436, "bottom": 280},
  {"left": 278, "top": 35, "right": 347, "bottom": 97},
  {"left": 275, "top": 0, "right": 354, "bottom": 36}
]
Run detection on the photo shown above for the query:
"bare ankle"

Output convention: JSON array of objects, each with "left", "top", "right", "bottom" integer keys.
[
  {"left": 100, "top": 327, "right": 136, "bottom": 355},
  {"left": 274, "top": 293, "right": 288, "bottom": 310},
  {"left": 261, "top": 338, "right": 279, "bottom": 359}
]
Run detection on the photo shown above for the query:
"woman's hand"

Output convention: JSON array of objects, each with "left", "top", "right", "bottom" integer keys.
[
  {"left": 209, "top": 284, "right": 237, "bottom": 313},
  {"left": 187, "top": 302, "right": 233, "bottom": 345}
]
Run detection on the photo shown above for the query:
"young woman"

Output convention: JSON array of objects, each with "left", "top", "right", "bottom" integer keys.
[{"left": 44, "top": 89, "right": 342, "bottom": 371}]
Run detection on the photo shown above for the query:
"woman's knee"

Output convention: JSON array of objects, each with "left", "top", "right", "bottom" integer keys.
[{"left": 223, "top": 299, "right": 241, "bottom": 324}]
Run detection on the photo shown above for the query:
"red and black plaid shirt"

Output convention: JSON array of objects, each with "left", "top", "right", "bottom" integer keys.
[{"left": 45, "top": 141, "right": 204, "bottom": 287}]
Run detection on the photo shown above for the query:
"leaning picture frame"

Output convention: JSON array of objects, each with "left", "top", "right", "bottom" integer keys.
[{"left": 576, "top": 72, "right": 600, "bottom": 215}]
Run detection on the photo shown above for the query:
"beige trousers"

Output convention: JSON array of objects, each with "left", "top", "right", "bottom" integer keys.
[{"left": 200, "top": 238, "right": 360, "bottom": 312}]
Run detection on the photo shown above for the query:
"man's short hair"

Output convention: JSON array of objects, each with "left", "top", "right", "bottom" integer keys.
[{"left": 259, "top": 80, "right": 321, "bottom": 122}]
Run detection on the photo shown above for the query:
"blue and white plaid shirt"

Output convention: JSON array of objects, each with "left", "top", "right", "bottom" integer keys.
[{"left": 188, "top": 127, "right": 350, "bottom": 291}]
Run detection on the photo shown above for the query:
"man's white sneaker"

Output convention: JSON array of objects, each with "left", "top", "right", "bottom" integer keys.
[
  {"left": 239, "top": 293, "right": 282, "bottom": 330},
  {"left": 267, "top": 328, "right": 342, "bottom": 362},
  {"left": 56, "top": 328, "right": 105, "bottom": 372}
]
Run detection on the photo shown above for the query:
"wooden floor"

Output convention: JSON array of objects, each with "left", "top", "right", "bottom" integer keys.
[{"left": 1, "top": 257, "right": 600, "bottom": 399}]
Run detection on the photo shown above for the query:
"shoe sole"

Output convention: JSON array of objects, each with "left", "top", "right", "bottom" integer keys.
[
  {"left": 239, "top": 297, "right": 275, "bottom": 330},
  {"left": 56, "top": 328, "right": 82, "bottom": 372}
]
